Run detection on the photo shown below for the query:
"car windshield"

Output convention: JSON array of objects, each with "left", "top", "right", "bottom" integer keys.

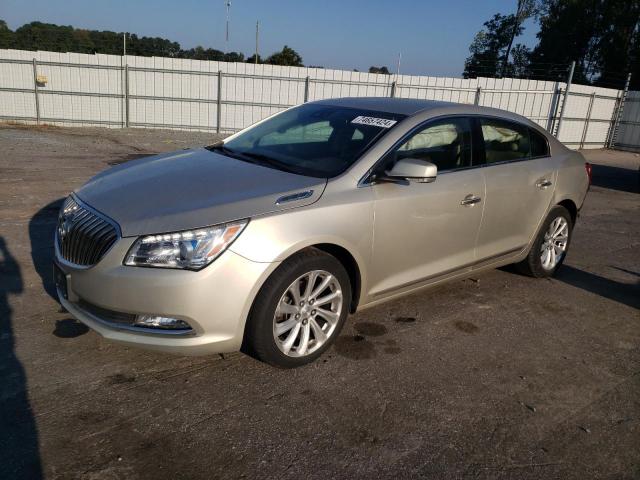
[{"left": 210, "top": 104, "right": 406, "bottom": 178}]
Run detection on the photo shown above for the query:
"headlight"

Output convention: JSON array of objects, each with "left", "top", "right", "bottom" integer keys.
[{"left": 124, "top": 220, "right": 248, "bottom": 270}]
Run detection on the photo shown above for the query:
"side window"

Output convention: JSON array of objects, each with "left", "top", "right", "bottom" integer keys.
[
  {"left": 480, "top": 118, "right": 530, "bottom": 164},
  {"left": 392, "top": 118, "right": 473, "bottom": 172},
  {"left": 529, "top": 128, "right": 549, "bottom": 158}
]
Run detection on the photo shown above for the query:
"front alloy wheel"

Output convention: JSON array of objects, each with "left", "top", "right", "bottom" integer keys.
[
  {"left": 244, "top": 248, "right": 351, "bottom": 367},
  {"left": 273, "top": 270, "right": 343, "bottom": 357}
]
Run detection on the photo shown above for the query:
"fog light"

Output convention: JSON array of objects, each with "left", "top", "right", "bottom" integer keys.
[{"left": 134, "top": 315, "right": 192, "bottom": 330}]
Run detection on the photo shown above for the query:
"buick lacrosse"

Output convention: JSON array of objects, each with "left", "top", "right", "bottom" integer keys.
[{"left": 54, "top": 98, "right": 590, "bottom": 367}]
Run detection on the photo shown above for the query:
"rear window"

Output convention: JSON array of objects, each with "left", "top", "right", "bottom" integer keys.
[
  {"left": 480, "top": 118, "right": 530, "bottom": 164},
  {"left": 529, "top": 128, "right": 550, "bottom": 157}
]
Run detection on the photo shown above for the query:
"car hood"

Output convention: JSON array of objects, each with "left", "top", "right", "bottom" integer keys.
[{"left": 75, "top": 148, "right": 326, "bottom": 237}]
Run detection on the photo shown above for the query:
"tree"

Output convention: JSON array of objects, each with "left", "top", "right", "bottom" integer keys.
[
  {"left": 369, "top": 66, "right": 390, "bottom": 74},
  {"left": 529, "top": 0, "right": 640, "bottom": 87},
  {"left": 464, "top": 13, "right": 528, "bottom": 78},
  {"left": 88, "top": 30, "right": 125, "bottom": 55},
  {"left": 501, "top": 0, "right": 539, "bottom": 76},
  {"left": 0, "top": 20, "right": 15, "bottom": 48},
  {"left": 179, "top": 47, "right": 244, "bottom": 62},
  {"left": 596, "top": 1, "right": 640, "bottom": 88},
  {"left": 508, "top": 43, "right": 531, "bottom": 77},
  {"left": 127, "top": 34, "right": 180, "bottom": 57},
  {"left": 245, "top": 53, "right": 262, "bottom": 64},
  {"left": 265, "top": 46, "right": 303, "bottom": 66},
  {"left": 223, "top": 51, "right": 244, "bottom": 63},
  {"left": 13, "top": 22, "right": 76, "bottom": 52},
  {"left": 0, "top": 19, "right": 297, "bottom": 67},
  {"left": 529, "top": 0, "right": 603, "bottom": 84}
]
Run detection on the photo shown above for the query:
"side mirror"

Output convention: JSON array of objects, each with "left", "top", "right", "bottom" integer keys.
[{"left": 384, "top": 158, "right": 437, "bottom": 183}]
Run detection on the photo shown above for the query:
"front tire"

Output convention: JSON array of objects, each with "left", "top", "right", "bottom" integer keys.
[
  {"left": 243, "top": 248, "right": 351, "bottom": 368},
  {"left": 516, "top": 205, "right": 573, "bottom": 278}
]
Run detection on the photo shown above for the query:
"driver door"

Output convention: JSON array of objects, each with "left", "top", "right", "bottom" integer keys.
[{"left": 368, "top": 117, "right": 485, "bottom": 297}]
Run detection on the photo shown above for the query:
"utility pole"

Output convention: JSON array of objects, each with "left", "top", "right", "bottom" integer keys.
[
  {"left": 255, "top": 20, "right": 259, "bottom": 64},
  {"left": 396, "top": 52, "right": 402, "bottom": 77},
  {"left": 123, "top": 32, "right": 126, "bottom": 57},
  {"left": 225, "top": 0, "right": 231, "bottom": 54}
]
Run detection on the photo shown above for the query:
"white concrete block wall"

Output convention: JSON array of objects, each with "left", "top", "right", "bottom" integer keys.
[{"left": 0, "top": 49, "right": 632, "bottom": 149}]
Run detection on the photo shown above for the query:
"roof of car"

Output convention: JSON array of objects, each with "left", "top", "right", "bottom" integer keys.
[
  {"left": 313, "top": 97, "right": 459, "bottom": 116},
  {"left": 312, "top": 97, "right": 550, "bottom": 135}
]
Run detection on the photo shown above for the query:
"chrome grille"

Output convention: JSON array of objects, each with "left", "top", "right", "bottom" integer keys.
[{"left": 56, "top": 196, "right": 118, "bottom": 267}]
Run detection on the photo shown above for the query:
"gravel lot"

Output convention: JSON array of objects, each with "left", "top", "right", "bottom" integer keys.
[{"left": 0, "top": 124, "right": 638, "bottom": 480}]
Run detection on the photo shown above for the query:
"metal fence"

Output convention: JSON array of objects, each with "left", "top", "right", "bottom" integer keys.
[
  {"left": 0, "top": 49, "right": 634, "bottom": 149},
  {"left": 614, "top": 90, "right": 640, "bottom": 152}
]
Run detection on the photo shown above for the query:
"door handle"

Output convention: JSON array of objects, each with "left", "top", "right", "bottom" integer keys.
[
  {"left": 460, "top": 194, "right": 482, "bottom": 206},
  {"left": 536, "top": 179, "right": 553, "bottom": 189}
]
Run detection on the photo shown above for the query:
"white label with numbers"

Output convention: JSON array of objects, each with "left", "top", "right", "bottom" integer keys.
[{"left": 351, "top": 116, "right": 397, "bottom": 128}]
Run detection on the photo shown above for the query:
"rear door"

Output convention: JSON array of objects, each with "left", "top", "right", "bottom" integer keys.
[{"left": 474, "top": 117, "right": 556, "bottom": 261}]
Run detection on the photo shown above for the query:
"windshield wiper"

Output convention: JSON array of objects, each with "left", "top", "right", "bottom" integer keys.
[
  {"left": 207, "top": 144, "right": 300, "bottom": 175},
  {"left": 234, "top": 151, "right": 300, "bottom": 175},
  {"left": 205, "top": 143, "right": 243, "bottom": 159}
]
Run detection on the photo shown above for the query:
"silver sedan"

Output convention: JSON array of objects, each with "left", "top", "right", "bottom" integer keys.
[{"left": 54, "top": 98, "right": 590, "bottom": 367}]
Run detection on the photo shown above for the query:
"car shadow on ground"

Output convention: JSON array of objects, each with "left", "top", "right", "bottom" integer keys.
[
  {"left": 28, "top": 199, "right": 90, "bottom": 341},
  {"left": 0, "top": 236, "right": 43, "bottom": 478},
  {"left": 590, "top": 163, "right": 640, "bottom": 194},
  {"left": 29, "top": 199, "right": 64, "bottom": 301},
  {"left": 555, "top": 265, "right": 640, "bottom": 310}
]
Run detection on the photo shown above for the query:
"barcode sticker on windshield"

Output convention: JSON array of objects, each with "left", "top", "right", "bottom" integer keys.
[{"left": 351, "top": 116, "right": 397, "bottom": 128}]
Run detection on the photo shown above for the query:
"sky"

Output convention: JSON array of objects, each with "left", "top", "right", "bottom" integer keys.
[{"left": 0, "top": 0, "right": 540, "bottom": 77}]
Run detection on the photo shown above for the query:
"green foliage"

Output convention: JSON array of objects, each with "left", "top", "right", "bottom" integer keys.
[
  {"left": 245, "top": 53, "right": 262, "bottom": 64},
  {"left": 0, "top": 20, "right": 14, "bottom": 49},
  {"left": 530, "top": 0, "right": 640, "bottom": 88},
  {"left": 14, "top": 22, "right": 77, "bottom": 52},
  {"left": 596, "top": 1, "right": 640, "bottom": 89},
  {"left": 465, "top": 0, "right": 640, "bottom": 88},
  {"left": 264, "top": 46, "right": 303, "bottom": 67},
  {"left": 463, "top": 11, "right": 531, "bottom": 78},
  {"left": 369, "top": 66, "right": 390, "bottom": 74},
  {"left": 248, "top": 46, "right": 305, "bottom": 67},
  {"left": 0, "top": 20, "right": 277, "bottom": 65},
  {"left": 180, "top": 46, "right": 244, "bottom": 62}
]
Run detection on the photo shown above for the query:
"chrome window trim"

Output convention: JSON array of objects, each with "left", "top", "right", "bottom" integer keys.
[
  {"left": 358, "top": 113, "right": 554, "bottom": 187},
  {"left": 478, "top": 154, "right": 552, "bottom": 168}
]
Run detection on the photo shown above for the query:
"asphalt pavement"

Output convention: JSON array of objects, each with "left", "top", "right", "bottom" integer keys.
[{"left": 0, "top": 125, "right": 638, "bottom": 479}]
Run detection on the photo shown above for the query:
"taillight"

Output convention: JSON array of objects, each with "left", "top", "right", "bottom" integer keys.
[{"left": 585, "top": 162, "right": 593, "bottom": 185}]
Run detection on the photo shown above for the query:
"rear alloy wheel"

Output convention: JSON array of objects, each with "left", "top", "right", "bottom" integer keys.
[
  {"left": 516, "top": 205, "right": 573, "bottom": 278},
  {"left": 244, "top": 248, "right": 351, "bottom": 367},
  {"left": 540, "top": 216, "right": 569, "bottom": 271}
]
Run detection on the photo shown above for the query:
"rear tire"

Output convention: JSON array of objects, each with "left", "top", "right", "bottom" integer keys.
[
  {"left": 243, "top": 248, "right": 351, "bottom": 368},
  {"left": 516, "top": 205, "right": 573, "bottom": 278}
]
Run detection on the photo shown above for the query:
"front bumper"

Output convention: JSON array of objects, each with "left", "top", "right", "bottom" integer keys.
[{"left": 55, "top": 236, "right": 278, "bottom": 355}]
